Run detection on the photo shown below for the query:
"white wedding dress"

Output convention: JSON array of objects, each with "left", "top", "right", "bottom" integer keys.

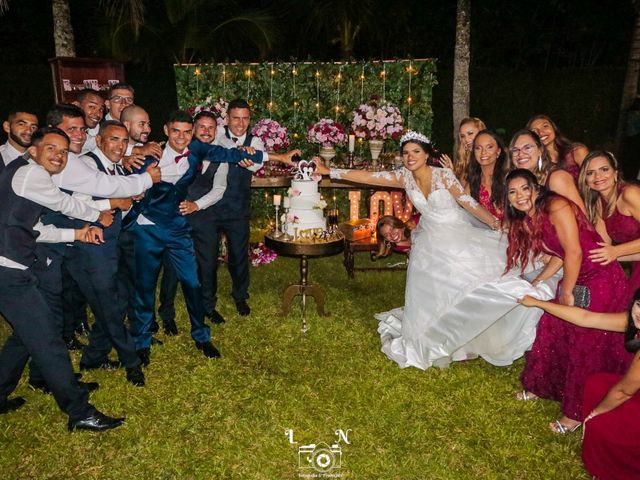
[{"left": 376, "top": 167, "right": 556, "bottom": 370}]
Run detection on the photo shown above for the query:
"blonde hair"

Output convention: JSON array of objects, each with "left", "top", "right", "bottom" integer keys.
[
  {"left": 455, "top": 117, "right": 486, "bottom": 183},
  {"left": 578, "top": 150, "right": 621, "bottom": 224}
]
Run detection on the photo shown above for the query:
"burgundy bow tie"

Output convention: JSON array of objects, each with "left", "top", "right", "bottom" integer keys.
[{"left": 175, "top": 150, "right": 190, "bottom": 163}]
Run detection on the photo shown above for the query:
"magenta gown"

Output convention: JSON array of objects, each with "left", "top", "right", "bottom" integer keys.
[
  {"left": 478, "top": 184, "right": 503, "bottom": 221},
  {"left": 520, "top": 203, "right": 632, "bottom": 421},
  {"left": 603, "top": 184, "right": 640, "bottom": 302},
  {"left": 582, "top": 372, "right": 640, "bottom": 480}
]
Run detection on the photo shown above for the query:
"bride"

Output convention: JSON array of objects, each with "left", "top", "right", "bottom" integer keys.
[{"left": 315, "top": 131, "right": 555, "bottom": 370}]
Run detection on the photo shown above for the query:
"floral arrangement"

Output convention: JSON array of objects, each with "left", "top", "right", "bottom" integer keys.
[
  {"left": 249, "top": 242, "right": 277, "bottom": 267},
  {"left": 251, "top": 119, "right": 289, "bottom": 152},
  {"left": 307, "top": 118, "right": 346, "bottom": 147},
  {"left": 187, "top": 95, "right": 228, "bottom": 126},
  {"left": 351, "top": 98, "right": 404, "bottom": 140},
  {"left": 313, "top": 199, "right": 328, "bottom": 210},
  {"left": 287, "top": 187, "right": 301, "bottom": 197}
]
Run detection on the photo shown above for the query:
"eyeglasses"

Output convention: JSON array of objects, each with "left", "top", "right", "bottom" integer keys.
[
  {"left": 510, "top": 144, "right": 535, "bottom": 156},
  {"left": 109, "top": 96, "right": 134, "bottom": 104}
]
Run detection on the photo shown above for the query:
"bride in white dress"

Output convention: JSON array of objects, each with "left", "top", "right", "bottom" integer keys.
[{"left": 316, "top": 131, "right": 555, "bottom": 370}]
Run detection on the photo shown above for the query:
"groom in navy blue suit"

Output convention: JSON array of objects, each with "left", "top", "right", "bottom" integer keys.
[{"left": 129, "top": 110, "right": 264, "bottom": 364}]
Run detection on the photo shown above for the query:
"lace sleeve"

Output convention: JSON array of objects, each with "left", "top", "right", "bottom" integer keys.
[
  {"left": 328, "top": 168, "right": 404, "bottom": 188},
  {"left": 440, "top": 168, "right": 499, "bottom": 228}
]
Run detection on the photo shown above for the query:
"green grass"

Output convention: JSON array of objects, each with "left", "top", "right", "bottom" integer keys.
[{"left": 0, "top": 251, "right": 587, "bottom": 480}]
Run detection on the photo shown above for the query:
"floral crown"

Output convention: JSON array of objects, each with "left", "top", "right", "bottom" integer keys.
[{"left": 400, "top": 130, "right": 430, "bottom": 145}]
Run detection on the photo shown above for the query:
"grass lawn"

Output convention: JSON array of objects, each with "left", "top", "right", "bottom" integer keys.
[{"left": 0, "top": 250, "right": 587, "bottom": 479}]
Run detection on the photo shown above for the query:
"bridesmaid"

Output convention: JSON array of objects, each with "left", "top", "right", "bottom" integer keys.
[
  {"left": 504, "top": 168, "right": 631, "bottom": 433},
  {"left": 527, "top": 114, "right": 589, "bottom": 180},
  {"left": 509, "top": 129, "right": 586, "bottom": 213},
  {"left": 579, "top": 151, "right": 640, "bottom": 301},
  {"left": 440, "top": 117, "right": 486, "bottom": 187},
  {"left": 466, "top": 129, "right": 509, "bottom": 220},
  {"left": 519, "top": 290, "right": 640, "bottom": 480}
]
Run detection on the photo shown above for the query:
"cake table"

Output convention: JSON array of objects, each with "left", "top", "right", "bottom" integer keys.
[{"left": 264, "top": 232, "right": 344, "bottom": 328}]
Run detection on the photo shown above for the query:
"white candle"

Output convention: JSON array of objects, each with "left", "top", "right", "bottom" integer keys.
[
  {"left": 283, "top": 196, "right": 290, "bottom": 208},
  {"left": 348, "top": 134, "right": 355, "bottom": 153},
  {"left": 273, "top": 194, "right": 281, "bottom": 206}
]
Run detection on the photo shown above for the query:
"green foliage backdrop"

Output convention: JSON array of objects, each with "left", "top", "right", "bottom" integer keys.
[{"left": 174, "top": 59, "right": 437, "bottom": 151}]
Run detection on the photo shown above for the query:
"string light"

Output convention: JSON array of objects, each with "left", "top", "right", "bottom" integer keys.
[
  {"left": 269, "top": 64, "right": 274, "bottom": 119},
  {"left": 407, "top": 60, "right": 413, "bottom": 129},
  {"left": 360, "top": 65, "right": 365, "bottom": 103},
  {"left": 221, "top": 64, "right": 226, "bottom": 97},
  {"left": 315, "top": 68, "right": 320, "bottom": 120},
  {"left": 245, "top": 68, "right": 252, "bottom": 100},
  {"left": 335, "top": 65, "right": 343, "bottom": 121},
  {"left": 292, "top": 65, "right": 297, "bottom": 126},
  {"left": 381, "top": 63, "right": 387, "bottom": 102}
]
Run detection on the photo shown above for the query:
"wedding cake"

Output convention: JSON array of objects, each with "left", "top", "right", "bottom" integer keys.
[{"left": 285, "top": 160, "right": 327, "bottom": 236}]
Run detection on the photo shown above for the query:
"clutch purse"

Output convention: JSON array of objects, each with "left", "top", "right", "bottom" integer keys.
[{"left": 572, "top": 284, "right": 591, "bottom": 308}]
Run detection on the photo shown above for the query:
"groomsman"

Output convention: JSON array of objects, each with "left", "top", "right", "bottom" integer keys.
[
  {"left": 121, "top": 105, "right": 163, "bottom": 159},
  {"left": 68, "top": 120, "right": 146, "bottom": 386},
  {"left": 1, "top": 110, "right": 38, "bottom": 169},
  {"left": 73, "top": 89, "right": 105, "bottom": 154},
  {"left": 129, "top": 110, "right": 265, "bottom": 365},
  {"left": 0, "top": 127, "right": 124, "bottom": 431},
  {"left": 28, "top": 104, "right": 160, "bottom": 388},
  {"left": 104, "top": 83, "right": 134, "bottom": 122},
  {"left": 182, "top": 99, "right": 299, "bottom": 321}
]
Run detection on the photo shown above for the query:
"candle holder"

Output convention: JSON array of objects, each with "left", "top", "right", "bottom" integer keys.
[
  {"left": 273, "top": 205, "right": 283, "bottom": 238},
  {"left": 347, "top": 152, "right": 355, "bottom": 169},
  {"left": 281, "top": 207, "right": 293, "bottom": 241}
]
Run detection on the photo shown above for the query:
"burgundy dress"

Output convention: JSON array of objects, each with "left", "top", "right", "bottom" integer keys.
[
  {"left": 582, "top": 372, "right": 640, "bottom": 480},
  {"left": 561, "top": 146, "right": 582, "bottom": 180},
  {"left": 478, "top": 184, "right": 503, "bottom": 221},
  {"left": 603, "top": 184, "right": 640, "bottom": 302},
  {"left": 520, "top": 201, "right": 632, "bottom": 421}
]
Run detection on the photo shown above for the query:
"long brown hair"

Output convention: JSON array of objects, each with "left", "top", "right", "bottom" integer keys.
[
  {"left": 455, "top": 117, "right": 486, "bottom": 184},
  {"left": 508, "top": 129, "right": 553, "bottom": 184},
  {"left": 376, "top": 215, "right": 411, "bottom": 258},
  {"left": 526, "top": 114, "right": 578, "bottom": 168},
  {"left": 578, "top": 150, "right": 622, "bottom": 224}
]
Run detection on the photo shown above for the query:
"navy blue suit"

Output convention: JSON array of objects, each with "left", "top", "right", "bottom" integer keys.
[{"left": 129, "top": 140, "right": 262, "bottom": 350}]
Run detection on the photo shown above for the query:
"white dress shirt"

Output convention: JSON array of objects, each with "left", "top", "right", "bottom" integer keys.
[
  {"left": 81, "top": 125, "right": 99, "bottom": 154},
  {"left": 0, "top": 159, "right": 102, "bottom": 269},
  {"left": 52, "top": 150, "right": 152, "bottom": 201},
  {"left": 136, "top": 145, "right": 190, "bottom": 226},
  {"left": 0, "top": 141, "right": 25, "bottom": 166}
]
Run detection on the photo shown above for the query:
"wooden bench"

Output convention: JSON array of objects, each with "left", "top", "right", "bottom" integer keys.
[{"left": 343, "top": 237, "right": 407, "bottom": 278}]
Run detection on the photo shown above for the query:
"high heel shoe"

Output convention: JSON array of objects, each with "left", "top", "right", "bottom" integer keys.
[{"left": 549, "top": 419, "right": 581, "bottom": 434}]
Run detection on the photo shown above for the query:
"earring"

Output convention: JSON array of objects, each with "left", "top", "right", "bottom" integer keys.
[{"left": 537, "top": 155, "right": 543, "bottom": 171}]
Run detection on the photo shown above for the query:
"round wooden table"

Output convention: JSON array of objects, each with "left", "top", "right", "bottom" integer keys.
[{"left": 264, "top": 233, "right": 344, "bottom": 329}]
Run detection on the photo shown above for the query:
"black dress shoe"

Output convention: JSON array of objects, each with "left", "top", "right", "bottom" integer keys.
[
  {"left": 125, "top": 366, "right": 145, "bottom": 386},
  {"left": 136, "top": 348, "right": 150, "bottom": 367},
  {"left": 235, "top": 301, "right": 250, "bottom": 316},
  {"left": 150, "top": 318, "right": 160, "bottom": 334},
  {"left": 0, "top": 396, "right": 25, "bottom": 414},
  {"left": 68, "top": 410, "right": 125, "bottom": 432},
  {"left": 206, "top": 310, "right": 226, "bottom": 324},
  {"left": 79, "top": 359, "right": 122, "bottom": 371},
  {"left": 163, "top": 319, "right": 179, "bottom": 336},
  {"left": 65, "top": 335, "right": 86, "bottom": 351},
  {"left": 151, "top": 336, "right": 164, "bottom": 345},
  {"left": 196, "top": 341, "right": 221, "bottom": 359}
]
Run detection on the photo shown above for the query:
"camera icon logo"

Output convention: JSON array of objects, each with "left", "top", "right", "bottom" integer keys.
[{"left": 298, "top": 442, "right": 342, "bottom": 473}]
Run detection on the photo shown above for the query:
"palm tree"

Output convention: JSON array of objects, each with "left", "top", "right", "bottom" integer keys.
[{"left": 452, "top": 0, "right": 471, "bottom": 149}]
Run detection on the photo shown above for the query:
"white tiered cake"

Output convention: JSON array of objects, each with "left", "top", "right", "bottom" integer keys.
[{"left": 285, "top": 161, "right": 326, "bottom": 236}]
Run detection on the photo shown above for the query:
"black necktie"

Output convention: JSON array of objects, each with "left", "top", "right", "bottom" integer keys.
[
  {"left": 108, "top": 167, "right": 116, "bottom": 175},
  {"left": 232, "top": 137, "right": 238, "bottom": 143}
]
